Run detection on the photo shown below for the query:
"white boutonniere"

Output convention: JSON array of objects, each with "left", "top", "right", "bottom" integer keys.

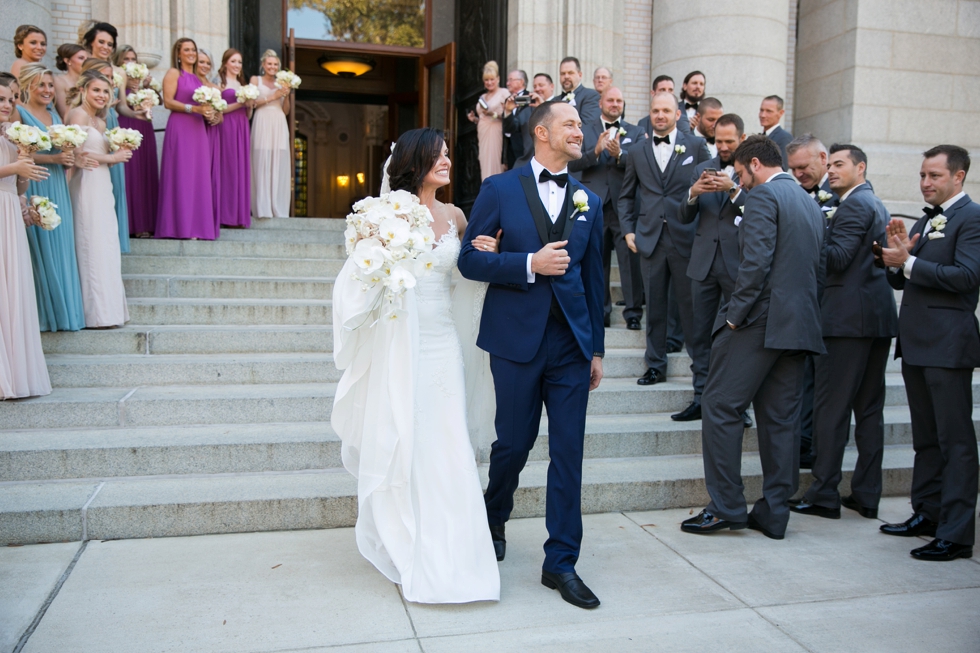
[
  {"left": 826, "top": 207, "right": 837, "bottom": 220},
  {"left": 618, "top": 127, "right": 627, "bottom": 137},
  {"left": 817, "top": 190, "right": 833, "bottom": 203},
  {"left": 565, "top": 91, "right": 575, "bottom": 103},
  {"left": 927, "top": 215, "right": 947, "bottom": 240},
  {"left": 572, "top": 189, "right": 590, "bottom": 214},
  {"left": 675, "top": 145, "right": 686, "bottom": 154},
  {"left": 738, "top": 205, "right": 745, "bottom": 213}
]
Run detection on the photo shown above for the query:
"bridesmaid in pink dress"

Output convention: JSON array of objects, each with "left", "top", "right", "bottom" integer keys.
[
  {"left": 466, "top": 61, "right": 510, "bottom": 180},
  {"left": 213, "top": 49, "right": 252, "bottom": 228},
  {"left": 155, "top": 38, "right": 216, "bottom": 240},
  {"left": 115, "top": 46, "right": 159, "bottom": 238},
  {"left": 250, "top": 50, "right": 291, "bottom": 218}
]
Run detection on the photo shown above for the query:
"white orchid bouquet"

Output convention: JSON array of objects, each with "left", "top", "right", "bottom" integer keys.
[
  {"left": 30, "top": 196, "right": 61, "bottom": 230},
  {"left": 123, "top": 62, "right": 148, "bottom": 81},
  {"left": 275, "top": 70, "right": 301, "bottom": 90},
  {"left": 104, "top": 127, "right": 143, "bottom": 152},
  {"left": 126, "top": 88, "right": 160, "bottom": 115},
  {"left": 5, "top": 122, "right": 52, "bottom": 154},
  {"left": 344, "top": 190, "right": 436, "bottom": 320},
  {"left": 46, "top": 124, "right": 88, "bottom": 150},
  {"left": 235, "top": 84, "right": 260, "bottom": 103},
  {"left": 192, "top": 86, "right": 227, "bottom": 112}
]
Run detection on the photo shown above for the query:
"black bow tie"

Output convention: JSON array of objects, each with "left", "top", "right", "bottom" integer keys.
[
  {"left": 923, "top": 205, "right": 944, "bottom": 218},
  {"left": 686, "top": 101, "right": 698, "bottom": 111},
  {"left": 706, "top": 136, "right": 715, "bottom": 145},
  {"left": 603, "top": 120, "right": 621, "bottom": 131},
  {"left": 539, "top": 169, "right": 569, "bottom": 187},
  {"left": 806, "top": 185, "right": 821, "bottom": 195},
  {"left": 653, "top": 135, "right": 671, "bottom": 146}
]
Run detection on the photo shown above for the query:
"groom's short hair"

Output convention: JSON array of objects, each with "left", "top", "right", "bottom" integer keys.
[{"left": 528, "top": 100, "right": 563, "bottom": 135}]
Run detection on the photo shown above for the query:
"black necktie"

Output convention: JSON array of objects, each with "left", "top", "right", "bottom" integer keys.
[
  {"left": 923, "top": 205, "right": 944, "bottom": 219},
  {"left": 539, "top": 169, "right": 568, "bottom": 187},
  {"left": 653, "top": 135, "right": 670, "bottom": 146},
  {"left": 686, "top": 101, "right": 698, "bottom": 111},
  {"left": 603, "top": 120, "right": 620, "bottom": 131},
  {"left": 806, "top": 185, "right": 820, "bottom": 195}
]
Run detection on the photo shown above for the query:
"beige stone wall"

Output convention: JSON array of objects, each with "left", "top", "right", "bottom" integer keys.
[{"left": 622, "top": 0, "right": 653, "bottom": 124}]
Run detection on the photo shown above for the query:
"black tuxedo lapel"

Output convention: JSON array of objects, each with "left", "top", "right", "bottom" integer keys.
[{"left": 519, "top": 170, "right": 552, "bottom": 247}]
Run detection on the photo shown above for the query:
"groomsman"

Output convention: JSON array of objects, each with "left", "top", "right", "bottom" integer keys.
[
  {"left": 569, "top": 86, "right": 644, "bottom": 330},
  {"left": 618, "top": 92, "right": 711, "bottom": 387},
  {"left": 638, "top": 75, "right": 690, "bottom": 134},
  {"left": 593, "top": 67, "right": 613, "bottom": 94},
  {"left": 682, "top": 135, "right": 824, "bottom": 540},
  {"left": 502, "top": 69, "right": 531, "bottom": 168},
  {"left": 680, "top": 71, "right": 706, "bottom": 127},
  {"left": 879, "top": 145, "right": 980, "bottom": 562},
  {"left": 691, "top": 97, "right": 724, "bottom": 158},
  {"left": 558, "top": 57, "right": 600, "bottom": 126},
  {"left": 759, "top": 95, "right": 793, "bottom": 169},
  {"left": 674, "top": 113, "right": 752, "bottom": 428},
  {"left": 791, "top": 144, "right": 898, "bottom": 520}
]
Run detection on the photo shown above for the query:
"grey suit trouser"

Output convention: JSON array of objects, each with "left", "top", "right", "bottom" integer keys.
[
  {"left": 689, "top": 251, "right": 735, "bottom": 401},
  {"left": 702, "top": 309, "right": 805, "bottom": 537},
  {"left": 602, "top": 200, "right": 643, "bottom": 321},
  {"left": 804, "top": 337, "right": 891, "bottom": 509},
  {"left": 901, "top": 362, "right": 978, "bottom": 546}
]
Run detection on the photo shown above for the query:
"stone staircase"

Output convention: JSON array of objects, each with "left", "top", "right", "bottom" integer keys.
[{"left": 0, "top": 218, "right": 963, "bottom": 545}]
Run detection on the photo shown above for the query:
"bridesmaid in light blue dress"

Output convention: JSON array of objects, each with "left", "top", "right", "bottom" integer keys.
[{"left": 16, "top": 64, "right": 85, "bottom": 332}]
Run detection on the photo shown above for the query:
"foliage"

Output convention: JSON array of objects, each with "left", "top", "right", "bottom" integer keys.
[{"left": 291, "top": 0, "right": 425, "bottom": 48}]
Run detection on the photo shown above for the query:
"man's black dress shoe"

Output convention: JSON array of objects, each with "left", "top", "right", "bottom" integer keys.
[
  {"left": 741, "top": 411, "right": 753, "bottom": 428},
  {"left": 681, "top": 509, "right": 747, "bottom": 534},
  {"left": 615, "top": 300, "right": 626, "bottom": 306},
  {"left": 880, "top": 513, "right": 938, "bottom": 537},
  {"left": 603, "top": 314, "right": 611, "bottom": 328},
  {"left": 666, "top": 343, "right": 683, "bottom": 354},
  {"left": 637, "top": 368, "right": 664, "bottom": 386},
  {"left": 841, "top": 495, "right": 878, "bottom": 519},
  {"left": 910, "top": 538, "right": 973, "bottom": 561},
  {"left": 626, "top": 317, "right": 641, "bottom": 330},
  {"left": 541, "top": 570, "right": 600, "bottom": 609},
  {"left": 789, "top": 500, "right": 840, "bottom": 519},
  {"left": 489, "top": 524, "right": 506, "bottom": 561},
  {"left": 747, "top": 514, "right": 785, "bottom": 540},
  {"left": 671, "top": 401, "right": 701, "bottom": 422}
]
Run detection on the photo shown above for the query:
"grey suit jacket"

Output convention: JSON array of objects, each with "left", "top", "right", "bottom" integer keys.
[
  {"left": 887, "top": 194, "right": 980, "bottom": 368},
  {"left": 617, "top": 129, "right": 711, "bottom": 258},
  {"left": 811, "top": 177, "right": 839, "bottom": 216},
  {"left": 502, "top": 91, "right": 531, "bottom": 166},
  {"left": 568, "top": 118, "right": 644, "bottom": 216},
  {"left": 765, "top": 125, "right": 794, "bottom": 170},
  {"left": 821, "top": 183, "right": 899, "bottom": 338},
  {"left": 637, "top": 111, "right": 691, "bottom": 137},
  {"left": 562, "top": 84, "right": 600, "bottom": 127},
  {"left": 679, "top": 156, "right": 744, "bottom": 283},
  {"left": 718, "top": 173, "right": 826, "bottom": 354}
]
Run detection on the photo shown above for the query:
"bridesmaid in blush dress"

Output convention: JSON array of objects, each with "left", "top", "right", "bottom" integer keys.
[
  {"left": 155, "top": 38, "right": 217, "bottom": 240},
  {"left": 213, "top": 49, "right": 252, "bottom": 228},
  {"left": 114, "top": 46, "right": 159, "bottom": 238},
  {"left": 465, "top": 61, "right": 509, "bottom": 180},
  {"left": 250, "top": 49, "right": 291, "bottom": 218}
]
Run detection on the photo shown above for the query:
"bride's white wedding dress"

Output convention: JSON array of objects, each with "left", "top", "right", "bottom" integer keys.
[{"left": 332, "top": 219, "right": 500, "bottom": 604}]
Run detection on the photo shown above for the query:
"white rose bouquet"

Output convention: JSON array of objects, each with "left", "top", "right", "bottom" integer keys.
[
  {"left": 235, "top": 84, "right": 260, "bottom": 103},
  {"left": 211, "top": 97, "right": 228, "bottom": 112},
  {"left": 112, "top": 71, "right": 125, "bottom": 89},
  {"left": 123, "top": 62, "right": 148, "bottom": 81},
  {"left": 148, "top": 78, "right": 163, "bottom": 96},
  {"left": 46, "top": 124, "right": 88, "bottom": 150},
  {"left": 344, "top": 190, "right": 436, "bottom": 320},
  {"left": 192, "top": 86, "right": 226, "bottom": 112},
  {"left": 5, "top": 122, "right": 52, "bottom": 154},
  {"left": 104, "top": 127, "right": 143, "bottom": 152},
  {"left": 126, "top": 89, "right": 160, "bottom": 115},
  {"left": 30, "top": 196, "right": 61, "bottom": 230},
  {"left": 275, "top": 70, "right": 301, "bottom": 90}
]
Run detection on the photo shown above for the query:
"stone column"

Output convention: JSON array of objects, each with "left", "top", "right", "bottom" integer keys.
[
  {"left": 507, "top": 0, "right": 567, "bottom": 80},
  {"left": 170, "top": 0, "right": 229, "bottom": 67},
  {"left": 565, "top": 0, "right": 625, "bottom": 90}
]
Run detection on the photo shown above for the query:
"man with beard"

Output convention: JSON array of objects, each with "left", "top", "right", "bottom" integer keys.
[
  {"left": 691, "top": 97, "right": 724, "bottom": 158},
  {"left": 638, "top": 75, "right": 690, "bottom": 135},
  {"left": 557, "top": 57, "right": 600, "bottom": 127},
  {"left": 680, "top": 71, "right": 706, "bottom": 129}
]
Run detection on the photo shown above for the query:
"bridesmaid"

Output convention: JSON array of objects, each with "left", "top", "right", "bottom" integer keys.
[
  {"left": 53, "top": 44, "right": 88, "bottom": 120},
  {"left": 213, "top": 49, "right": 252, "bottom": 229},
  {"left": 16, "top": 63, "right": 86, "bottom": 332},
  {"left": 466, "top": 61, "right": 509, "bottom": 180},
  {"left": 0, "top": 75, "right": 52, "bottom": 399},
  {"left": 155, "top": 38, "right": 216, "bottom": 240},
  {"left": 250, "top": 49, "right": 291, "bottom": 218},
  {"left": 114, "top": 45, "right": 159, "bottom": 238},
  {"left": 196, "top": 47, "right": 223, "bottom": 234},
  {"left": 10, "top": 25, "right": 47, "bottom": 78},
  {"left": 65, "top": 70, "right": 130, "bottom": 328}
]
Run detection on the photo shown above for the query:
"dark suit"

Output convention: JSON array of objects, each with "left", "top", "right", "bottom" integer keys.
[
  {"left": 569, "top": 118, "right": 645, "bottom": 321},
  {"left": 803, "top": 183, "right": 899, "bottom": 510},
  {"left": 502, "top": 91, "right": 531, "bottom": 168},
  {"left": 678, "top": 157, "right": 744, "bottom": 400},
  {"left": 560, "top": 84, "right": 600, "bottom": 128},
  {"left": 764, "top": 125, "right": 794, "bottom": 170},
  {"left": 701, "top": 173, "right": 825, "bottom": 537},
  {"left": 887, "top": 194, "right": 980, "bottom": 546},
  {"left": 618, "top": 129, "right": 711, "bottom": 377}
]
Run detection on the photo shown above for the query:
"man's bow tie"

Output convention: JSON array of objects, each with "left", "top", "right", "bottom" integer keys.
[
  {"left": 653, "top": 135, "right": 671, "bottom": 146},
  {"left": 705, "top": 136, "right": 715, "bottom": 145},
  {"left": 923, "top": 205, "right": 944, "bottom": 219},
  {"left": 539, "top": 169, "right": 569, "bottom": 187},
  {"left": 603, "top": 120, "right": 621, "bottom": 131},
  {"left": 685, "top": 101, "right": 698, "bottom": 111},
  {"left": 806, "top": 185, "right": 821, "bottom": 195}
]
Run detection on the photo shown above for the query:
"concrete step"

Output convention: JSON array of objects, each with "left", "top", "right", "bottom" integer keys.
[
  {"left": 0, "top": 445, "right": 920, "bottom": 544},
  {"left": 124, "top": 275, "right": 336, "bottom": 300},
  {"left": 126, "top": 298, "right": 332, "bottom": 325},
  {"left": 214, "top": 228, "right": 345, "bottom": 244},
  {"left": 249, "top": 217, "right": 345, "bottom": 231},
  {"left": 122, "top": 255, "right": 345, "bottom": 278},
  {"left": 128, "top": 239, "right": 346, "bottom": 260}
]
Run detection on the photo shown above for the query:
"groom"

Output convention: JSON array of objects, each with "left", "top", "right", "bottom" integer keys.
[{"left": 458, "top": 101, "right": 605, "bottom": 609}]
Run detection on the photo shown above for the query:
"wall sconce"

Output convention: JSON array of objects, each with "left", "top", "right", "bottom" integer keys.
[
  {"left": 356, "top": 173, "right": 365, "bottom": 184},
  {"left": 318, "top": 55, "right": 375, "bottom": 78},
  {"left": 337, "top": 175, "right": 350, "bottom": 187}
]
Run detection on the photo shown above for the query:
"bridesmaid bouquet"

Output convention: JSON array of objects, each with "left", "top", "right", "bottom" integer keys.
[
  {"left": 113, "top": 71, "right": 125, "bottom": 89},
  {"left": 192, "top": 86, "right": 227, "bottom": 112},
  {"left": 29, "top": 196, "right": 61, "bottom": 230},
  {"left": 275, "top": 70, "right": 302, "bottom": 90},
  {"left": 127, "top": 89, "right": 160, "bottom": 116},
  {"left": 123, "top": 62, "right": 149, "bottom": 81},
  {"left": 5, "top": 122, "right": 52, "bottom": 154},
  {"left": 47, "top": 124, "right": 88, "bottom": 150},
  {"left": 148, "top": 78, "right": 163, "bottom": 97},
  {"left": 235, "top": 84, "right": 260, "bottom": 103},
  {"left": 105, "top": 127, "right": 143, "bottom": 152}
]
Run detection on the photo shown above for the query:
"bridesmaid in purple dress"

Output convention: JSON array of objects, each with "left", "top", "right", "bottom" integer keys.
[
  {"left": 155, "top": 38, "right": 216, "bottom": 240},
  {"left": 213, "top": 49, "right": 252, "bottom": 228},
  {"left": 196, "top": 48, "right": 223, "bottom": 235},
  {"left": 115, "top": 46, "right": 159, "bottom": 238}
]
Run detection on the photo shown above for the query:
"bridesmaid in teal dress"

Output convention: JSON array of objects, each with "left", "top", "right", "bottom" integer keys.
[{"left": 16, "top": 63, "right": 85, "bottom": 331}]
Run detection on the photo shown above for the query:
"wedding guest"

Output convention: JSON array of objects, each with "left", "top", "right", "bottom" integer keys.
[
  {"left": 791, "top": 144, "right": 898, "bottom": 521},
  {"left": 639, "top": 75, "right": 690, "bottom": 134},
  {"left": 691, "top": 97, "right": 723, "bottom": 158},
  {"left": 466, "top": 60, "right": 509, "bottom": 180},
  {"left": 879, "top": 145, "right": 980, "bottom": 561},
  {"left": 0, "top": 75, "right": 52, "bottom": 399},
  {"left": 592, "top": 67, "right": 613, "bottom": 94},
  {"left": 53, "top": 44, "right": 88, "bottom": 120},
  {"left": 557, "top": 57, "right": 599, "bottom": 126},
  {"left": 679, "top": 71, "right": 705, "bottom": 128},
  {"left": 114, "top": 45, "right": 159, "bottom": 238},
  {"left": 501, "top": 69, "right": 529, "bottom": 169},
  {"left": 16, "top": 63, "right": 86, "bottom": 332},
  {"left": 213, "top": 48, "right": 252, "bottom": 229},
  {"left": 530, "top": 72, "right": 556, "bottom": 105},
  {"left": 156, "top": 38, "right": 216, "bottom": 239},
  {"left": 250, "top": 49, "right": 291, "bottom": 218},
  {"left": 10, "top": 25, "right": 47, "bottom": 78},
  {"left": 65, "top": 69, "right": 130, "bottom": 328},
  {"left": 759, "top": 95, "right": 793, "bottom": 170}
]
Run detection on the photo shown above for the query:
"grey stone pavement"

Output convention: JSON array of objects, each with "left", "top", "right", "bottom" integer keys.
[{"left": 3, "top": 497, "right": 980, "bottom": 653}]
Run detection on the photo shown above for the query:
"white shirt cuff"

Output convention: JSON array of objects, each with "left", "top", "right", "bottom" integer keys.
[
  {"left": 729, "top": 189, "right": 742, "bottom": 203},
  {"left": 903, "top": 256, "right": 916, "bottom": 279},
  {"left": 527, "top": 253, "right": 535, "bottom": 283},
  {"left": 687, "top": 190, "right": 697, "bottom": 205}
]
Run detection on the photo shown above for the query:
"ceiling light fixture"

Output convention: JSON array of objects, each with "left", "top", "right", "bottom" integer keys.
[{"left": 318, "top": 55, "right": 375, "bottom": 78}]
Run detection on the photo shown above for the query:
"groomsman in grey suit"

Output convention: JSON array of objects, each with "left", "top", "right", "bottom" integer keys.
[
  {"left": 791, "top": 144, "right": 898, "bottom": 520},
  {"left": 638, "top": 75, "right": 690, "bottom": 135},
  {"left": 569, "top": 86, "right": 645, "bottom": 329},
  {"left": 759, "top": 95, "right": 793, "bottom": 170},
  {"left": 682, "top": 135, "right": 825, "bottom": 540},
  {"left": 558, "top": 57, "right": 600, "bottom": 127},
  {"left": 619, "top": 92, "right": 710, "bottom": 387},
  {"left": 879, "top": 145, "right": 980, "bottom": 561}
]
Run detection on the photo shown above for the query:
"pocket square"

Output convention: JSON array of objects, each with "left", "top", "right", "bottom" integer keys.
[
  {"left": 622, "top": 138, "right": 632, "bottom": 145},
  {"left": 682, "top": 155, "right": 694, "bottom": 165},
  {"left": 734, "top": 216, "right": 742, "bottom": 226},
  {"left": 577, "top": 216, "right": 587, "bottom": 221}
]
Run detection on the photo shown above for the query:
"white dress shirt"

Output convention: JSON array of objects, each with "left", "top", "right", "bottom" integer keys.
[
  {"left": 693, "top": 127, "right": 717, "bottom": 158},
  {"left": 652, "top": 127, "right": 678, "bottom": 172},
  {"left": 838, "top": 181, "right": 864, "bottom": 203},
  {"left": 901, "top": 191, "right": 966, "bottom": 278},
  {"left": 526, "top": 157, "right": 569, "bottom": 282}
]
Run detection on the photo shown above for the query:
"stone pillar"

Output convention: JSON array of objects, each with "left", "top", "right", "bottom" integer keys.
[
  {"left": 622, "top": 0, "right": 653, "bottom": 124},
  {"left": 0, "top": 0, "right": 55, "bottom": 72},
  {"left": 507, "top": 0, "right": 567, "bottom": 81},
  {"left": 170, "top": 0, "right": 229, "bottom": 67},
  {"left": 565, "top": 0, "right": 625, "bottom": 90}
]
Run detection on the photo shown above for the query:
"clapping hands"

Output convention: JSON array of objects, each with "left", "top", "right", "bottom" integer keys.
[{"left": 877, "top": 217, "right": 916, "bottom": 268}]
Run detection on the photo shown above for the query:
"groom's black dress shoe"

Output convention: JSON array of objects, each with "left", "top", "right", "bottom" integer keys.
[
  {"left": 489, "top": 524, "right": 506, "bottom": 561},
  {"left": 741, "top": 411, "right": 753, "bottom": 429},
  {"left": 541, "top": 570, "right": 600, "bottom": 609},
  {"left": 841, "top": 495, "right": 878, "bottom": 519},
  {"left": 910, "top": 538, "right": 973, "bottom": 561},
  {"left": 789, "top": 500, "right": 840, "bottom": 519},
  {"left": 681, "top": 509, "right": 746, "bottom": 534},
  {"left": 637, "top": 369, "right": 664, "bottom": 386},
  {"left": 603, "top": 314, "right": 611, "bottom": 328},
  {"left": 747, "top": 514, "right": 785, "bottom": 540},
  {"left": 880, "top": 513, "right": 938, "bottom": 538},
  {"left": 626, "top": 317, "right": 641, "bottom": 330},
  {"left": 671, "top": 401, "right": 701, "bottom": 422}
]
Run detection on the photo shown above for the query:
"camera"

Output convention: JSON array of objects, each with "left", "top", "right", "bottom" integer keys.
[{"left": 514, "top": 94, "right": 531, "bottom": 107}]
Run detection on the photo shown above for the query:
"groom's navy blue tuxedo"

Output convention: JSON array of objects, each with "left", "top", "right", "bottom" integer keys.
[{"left": 458, "top": 162, "right": 604, "bottom": 574}]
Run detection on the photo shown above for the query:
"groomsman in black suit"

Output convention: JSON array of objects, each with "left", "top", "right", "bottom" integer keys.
[
  {"left": 690, "top": 97, "right": 724, "bottom": 158},
  {"left": 502, "top": 69, "right": 531, "bottom": 169},
  {"left": 682, "top": 135, "right": 825, "bottom": 540},
  {"left": 569, "top": 87, "right": 644, "bottom": 330},
  {"left": 619, "top": 92, "right": 711, "bottom": 387},
  {"left": 680, "top": 71, "right": 706, "bottom": 129},
  {"left": 638, "top": 75, "right": 690, "bottom": 135},
  {"left": 759, "top": 95, "right": 793, "bottom": 169},
  {"left": 791, "top": 144, "right": 898, "bottom": 520},
  {"left": 558, "top": 57, "right": 600, "bottom": 127},
  {"left": 879, "top": 145, "right": 980, "bottom": 562}
]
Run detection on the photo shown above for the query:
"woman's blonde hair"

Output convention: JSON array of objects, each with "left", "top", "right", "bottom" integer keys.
[
  {"left": 482, "top": 60, "right": 499, "bottom": 81},
  {"left": 112, "top": 44, "right": 137, "bottom": 67},
  {"left": 13, "top": 25, "right": 46, "bottom": 59},
  {"left": 67, "top": 69, "right": 111, "bottom": 118},
  {"left": 17, "top": 63, "right": 53, "bottom": 105},
  {"left": 259, "top": 49, "right": 280, "bottom": 75}
]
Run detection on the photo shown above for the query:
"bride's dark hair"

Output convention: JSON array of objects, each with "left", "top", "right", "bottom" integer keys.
[{"left": 386, "top": 128, "right": 445, "bottom": 196}]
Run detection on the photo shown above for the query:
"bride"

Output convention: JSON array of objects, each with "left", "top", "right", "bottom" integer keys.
[{"left": 331, "top": 128, "right": 501, "bottom": 603}]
